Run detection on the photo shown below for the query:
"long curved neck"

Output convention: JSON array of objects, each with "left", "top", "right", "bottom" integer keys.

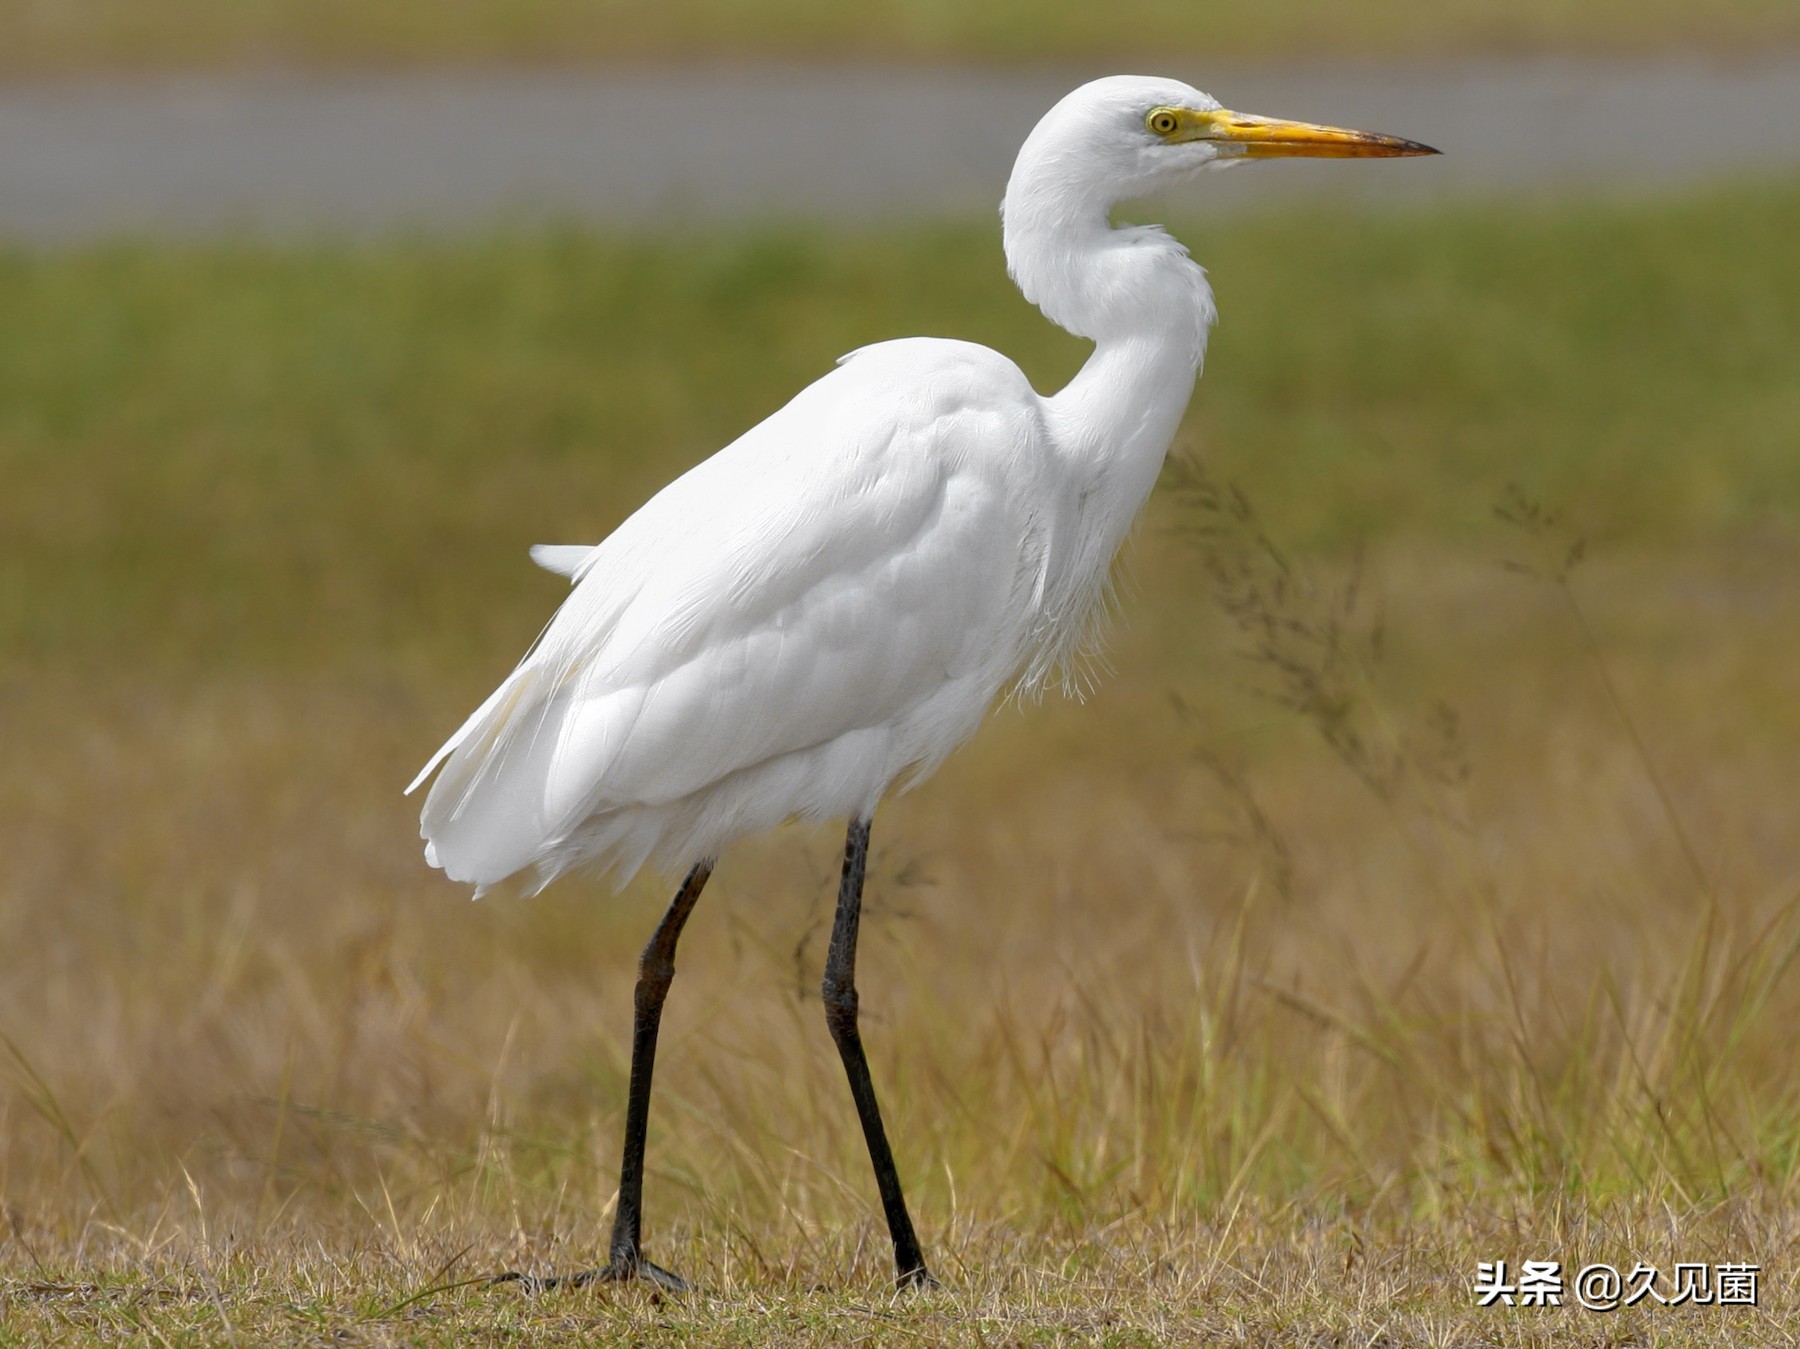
[{"left": 1003, "top": 174, "right": 1217, "bottom": 585}]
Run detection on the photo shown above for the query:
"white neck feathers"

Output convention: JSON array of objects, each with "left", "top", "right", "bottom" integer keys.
[{"left": 998, "top": 137, "right": 1220, "bottom": 691}]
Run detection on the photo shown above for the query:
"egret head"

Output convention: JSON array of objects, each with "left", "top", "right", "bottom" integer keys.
[
  {"left": 1009, "top": 74, "right": 1438, "bottom": 214},
  {"left": 1003, "top": 76, "right": 1436, "bottom": 342}
]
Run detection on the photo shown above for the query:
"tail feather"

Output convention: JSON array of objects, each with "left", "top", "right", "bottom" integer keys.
[
  {"left": 413, "top": 663, "right": 659, "bottom": 894},
  {"left": 405, "top": 672, "right": 529, "bottom": 797},
  {"left": 414, "top": 669, "right": 569, "bottom": 891}
]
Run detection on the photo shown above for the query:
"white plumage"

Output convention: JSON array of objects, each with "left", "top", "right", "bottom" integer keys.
[{"left": 410, "top": 75, "right": 1435, "bottom": 898}]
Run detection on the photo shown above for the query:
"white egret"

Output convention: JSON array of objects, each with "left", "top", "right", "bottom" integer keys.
[{"left": 411, "top": 75, "right": 1435, "bottom": 1290}]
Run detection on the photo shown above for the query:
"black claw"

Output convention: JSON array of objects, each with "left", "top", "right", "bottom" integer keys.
[{"left": 898, "top": 1265, "right": 942, "bottom": 1291}]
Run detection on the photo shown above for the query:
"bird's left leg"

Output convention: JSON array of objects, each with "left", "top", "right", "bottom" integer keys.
[
  {"left": 822, "top": 817, "right": 938, "bottom": 1289},
  {"left": 494, "top": 860, "right": 712, "bottom": 1295}
]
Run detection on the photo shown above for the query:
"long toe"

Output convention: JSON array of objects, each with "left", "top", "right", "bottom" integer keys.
[
  {"left": 629, "top": 1260, "right": 691, "bottom": 1294},
  {"left": 493, "top": 1259, "right": 691, "bottom": 1295},
  {"left": 491, "top": 1269, "right": 596, "bottom": 1295}
]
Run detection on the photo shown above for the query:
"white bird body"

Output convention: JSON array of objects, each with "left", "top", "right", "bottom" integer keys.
[
  {"left": 414, "top": 317, "right": 1193, "bottom": 892},
  {"left": 412, "top": 74, "right": 1435, "bottom": 1290},
  {"left": 416, "top": 337, "right": 1045, "bottom": 891},
  {"left": 411, "top": 75, "right": 1431, "bottom": 899}
]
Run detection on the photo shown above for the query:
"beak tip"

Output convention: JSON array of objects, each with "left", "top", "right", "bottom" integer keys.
[{"left": 1384, "top": 136, "right": 1440, "bottom": 157}]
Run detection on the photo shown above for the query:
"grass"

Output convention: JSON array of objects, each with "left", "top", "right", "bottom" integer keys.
[
  {"left": 4, "top": 0, "right": 1800, "bottom": 76},
  {"left": 2, "top": 184, "right": 1799, "bottom": 1342}
]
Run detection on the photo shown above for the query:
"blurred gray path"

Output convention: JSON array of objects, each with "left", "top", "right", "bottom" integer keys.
[{"left": 3, "top": 56, "right": 1799, "bottom": 241}]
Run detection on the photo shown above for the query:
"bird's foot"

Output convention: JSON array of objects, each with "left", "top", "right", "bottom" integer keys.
[
  {"left": 897, "top": 1264, "right": 942, "bottom": 1291},
  {"left": 491, "top": 1257, "right": 691, "bottom": 1295}
]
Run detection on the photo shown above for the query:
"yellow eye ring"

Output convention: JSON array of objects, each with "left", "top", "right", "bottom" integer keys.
[{"left": 1147, "top": 109, "right": 1180, "bottom": 137}]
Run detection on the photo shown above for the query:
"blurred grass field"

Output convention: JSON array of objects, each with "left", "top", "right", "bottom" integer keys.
[
  {"left": 4, "top": 0, "right": 1800, "bottom": 74},
  {"left": 2, "top": 183, "right": 1800, "bottom": 1343}
]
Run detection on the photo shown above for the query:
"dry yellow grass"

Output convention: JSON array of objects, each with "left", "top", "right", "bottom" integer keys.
[{"left": 4, "top": 530, "right": 1799, "bottom": 1342}]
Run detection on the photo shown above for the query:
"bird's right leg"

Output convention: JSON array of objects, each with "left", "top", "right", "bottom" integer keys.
[
  {"left": 496, "top": 860, "right": 712, "bottom": 1294},
  {"left": 822, "top": 817, "right": 936, "bottom": 1288}
]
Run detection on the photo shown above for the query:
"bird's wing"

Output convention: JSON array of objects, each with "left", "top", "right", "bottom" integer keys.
[{"left": 414, "top": 341, "right": 1047, "bottom": 888}]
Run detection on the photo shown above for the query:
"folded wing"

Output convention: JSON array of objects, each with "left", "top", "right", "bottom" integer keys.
[{"left": 412, "top": 341, "right": 1045, "bottom": 893}]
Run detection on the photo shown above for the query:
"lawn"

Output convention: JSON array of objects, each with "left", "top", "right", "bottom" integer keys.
[
  {"left": 4, "top": 0, "right": 1799, "bottom": 75},
  {"left": 1, "top": 184, "right": 1798, "bottom": 1343}
]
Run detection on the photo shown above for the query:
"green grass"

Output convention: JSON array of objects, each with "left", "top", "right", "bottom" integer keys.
[
  {"left": 4, "top": 0, "right": 1799, "bottom": 75},
  {"left": 3, "top": 184, "right": 1797, "bottom": 673},
  {"left": 3, "top": 186, "right": 1800, "bottom": 1342}
]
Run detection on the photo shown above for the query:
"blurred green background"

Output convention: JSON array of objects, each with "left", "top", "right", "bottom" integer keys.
[
  {"left": 5, "top": 190, "right": 1798, "bottom": 682},
  {"left": 5, "top": 0, "right": 1798, "bottom": 71}
]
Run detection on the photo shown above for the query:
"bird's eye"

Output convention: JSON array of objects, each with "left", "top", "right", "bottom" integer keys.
[{"left": 1147, "top": 109, "right": 1181, "bottom": 137}]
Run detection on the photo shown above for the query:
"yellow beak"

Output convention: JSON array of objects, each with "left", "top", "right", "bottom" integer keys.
[{"left": 1170, "top": 107, "right": 1439, "bottom": 159}]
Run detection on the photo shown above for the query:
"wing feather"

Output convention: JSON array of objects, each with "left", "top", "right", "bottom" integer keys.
[
  {"left": 529, "top": 544, "right": 596, "bottom": 581},
  {"left": 413, "top": 340, "right": 1045, "bottom": 891}
]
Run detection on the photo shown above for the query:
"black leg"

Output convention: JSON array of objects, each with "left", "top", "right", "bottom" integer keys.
[
  {"left": 495, "top": 861, "right": 711, "bottom": 1294},
  {"left": 822, "top": 817, "right": 937, "bottom": 1289}
]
